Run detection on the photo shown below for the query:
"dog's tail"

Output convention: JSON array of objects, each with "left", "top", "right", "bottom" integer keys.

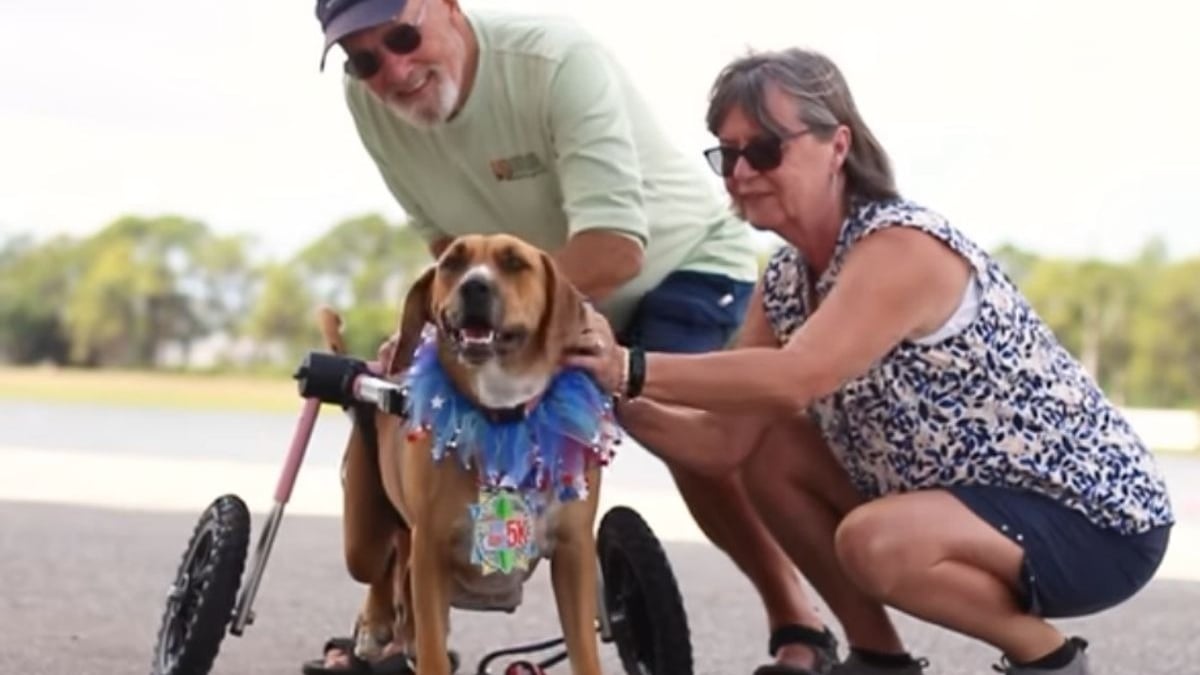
[{"left": 315, "top": 305, "right": 347, "bottom": 355}]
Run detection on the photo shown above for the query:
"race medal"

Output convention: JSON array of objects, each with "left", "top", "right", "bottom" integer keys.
[{"left": 469, "top": 489, "right": 537, "bottom": 575}]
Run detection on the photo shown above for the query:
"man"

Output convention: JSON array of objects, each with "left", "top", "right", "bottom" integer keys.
[{"left": 307, "top": 1, "right": 826, "bottom": 673}]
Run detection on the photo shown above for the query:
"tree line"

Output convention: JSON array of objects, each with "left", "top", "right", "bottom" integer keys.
[{"left": 1, "top": 215, "right": 1197, "bottom": 409}]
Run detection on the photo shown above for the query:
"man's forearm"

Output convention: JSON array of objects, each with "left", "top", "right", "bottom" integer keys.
[
  {"left": 426, "top": 230, "right": 639, "bottom": 300},
  {"left": 554, "top": 230, "right": 644, "bottom": 302}
]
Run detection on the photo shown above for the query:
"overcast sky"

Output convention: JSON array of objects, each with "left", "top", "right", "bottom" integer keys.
[{"left": 3, "top": 0, "right": 1196, "bottom": 262}]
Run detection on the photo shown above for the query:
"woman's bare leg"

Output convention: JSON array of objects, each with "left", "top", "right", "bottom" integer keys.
[{"left": 834, "top": 491, "right": 1065, "bottom": 662}]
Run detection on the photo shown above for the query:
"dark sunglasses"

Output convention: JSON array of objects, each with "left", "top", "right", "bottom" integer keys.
[
  {"left": 343, "top": 0, "right": 429, "bottom": 80},
  {"left": 703, "top": 129, "right": 812, "bottom": 178}
]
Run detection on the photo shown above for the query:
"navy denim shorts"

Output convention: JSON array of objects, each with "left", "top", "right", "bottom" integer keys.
[
  {"left": 620, "top": 270, "right": 754, "bottom": 354},
  {"left": 946, "top": 484, "right": 1172, "bottom": 618}
]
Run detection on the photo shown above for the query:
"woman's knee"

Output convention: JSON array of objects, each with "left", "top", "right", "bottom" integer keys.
[{"left": 834, "top": 502, "right": 909, "bottom": 599}]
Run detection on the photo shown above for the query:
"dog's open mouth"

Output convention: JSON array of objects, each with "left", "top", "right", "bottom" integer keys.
[{"left": 447, "top": 318, "right": 529, "bottom": 362}]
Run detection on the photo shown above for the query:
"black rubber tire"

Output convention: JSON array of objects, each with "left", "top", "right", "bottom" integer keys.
[
  {"left": 151, "top": 494, "right": 251, "bottom": 675},
  {"left": 596, "top": 506, "right": 693, "bottom": 675}
]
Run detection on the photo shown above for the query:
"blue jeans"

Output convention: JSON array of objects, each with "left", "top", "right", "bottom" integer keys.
[
  {"left": 947, "top": 484, "right": 1171, "bottom": 618},
  {"left": 620, "top": 270, "right": 754, "bottom": 354}
]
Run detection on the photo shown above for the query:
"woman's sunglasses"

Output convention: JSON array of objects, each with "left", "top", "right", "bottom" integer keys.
[
  {"left": 343, "top": 0, "right": 429, "bottom": 80},
  {"left": 703, "top": 129, "right": 812, "bottom": 178}
]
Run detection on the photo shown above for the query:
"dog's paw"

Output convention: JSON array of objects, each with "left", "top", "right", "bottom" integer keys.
[{"left": 353, "top": 621, "right": 392, "bottom": 662}]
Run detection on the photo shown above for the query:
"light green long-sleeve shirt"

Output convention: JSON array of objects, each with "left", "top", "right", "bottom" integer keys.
[{"left": 345, "top": 9, "right": 758, "bottom": 332}]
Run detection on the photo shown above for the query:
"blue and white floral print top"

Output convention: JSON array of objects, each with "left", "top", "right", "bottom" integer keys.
[{"left": 761, "top": 197, "right": 1174, "bottom": 535}]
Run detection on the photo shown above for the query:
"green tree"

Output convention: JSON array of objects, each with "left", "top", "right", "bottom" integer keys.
[
  {"left": 1127, "top": 257, "right": 1200, "bottom": 407},
  {"left": 243, "top": 262, "right": 317, "bottom": 364},
  {"left": 0, "top": 233, "right": 78, "bottom": 364},
  {"left": 65, "top": 215, "right": 260, "bottom": 368},
  {"left": 291, "top": 214, "right": 430, "bottom": 356},
  {"left": 1018, "top": 257, "right": 1142, "bottom": 402},
  {"left": 191, "top": 233, "right": 258, "bottom": 335},
  {"left": 64, "top": 215, "right": 212, "bottom": 366},
  {"left": 991, "top": 243, "right": 1039, "bottom": 287}
]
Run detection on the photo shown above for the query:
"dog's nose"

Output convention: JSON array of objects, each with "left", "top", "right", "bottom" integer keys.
[
  {"left": 460, "top": 277, "right": 490, "bottom": 302},
  {"left": 458, "top": 276, "right": 494, "bottom": 316}
]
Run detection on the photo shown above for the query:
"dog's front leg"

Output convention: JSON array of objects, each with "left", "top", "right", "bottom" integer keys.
[
  {"left": 551, "top": 530, "right": 604, "bottom": 675},
  {"left": 409, "top": 525, "right": 454, "bottom": 675},
  {"left": 550, "top": 467, "right": 605, "bottom": 675},
  {"left": 391, "top": 528, "right": 416, "bottom": 654}
]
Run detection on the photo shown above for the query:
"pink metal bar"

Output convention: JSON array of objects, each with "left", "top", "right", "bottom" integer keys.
[{"left": 274, "top": 397, "right": 322, "bottom": 503}]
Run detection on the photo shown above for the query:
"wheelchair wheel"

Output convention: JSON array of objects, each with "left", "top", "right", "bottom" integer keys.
[
  {"left": 597, "top": 506, "right": 693, "bottom": 675},
  {"left": 152, "top": 494, "right": 251, "bottom": 675}
]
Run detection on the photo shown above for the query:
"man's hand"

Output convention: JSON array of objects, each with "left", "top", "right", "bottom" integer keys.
[{"left": 563, "top": 304, "right": 625, "bottom": 393}]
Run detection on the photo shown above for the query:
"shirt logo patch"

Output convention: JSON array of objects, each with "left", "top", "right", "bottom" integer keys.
[{"left": 489, "top": 152, "right": 546, "bottom": 181}]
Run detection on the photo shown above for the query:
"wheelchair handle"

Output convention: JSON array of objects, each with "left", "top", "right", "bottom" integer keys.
[{"left": 292, "top": 350, "right": 408, "bottom": 416}]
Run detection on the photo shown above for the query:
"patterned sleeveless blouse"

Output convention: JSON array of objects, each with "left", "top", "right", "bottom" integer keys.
[{"left": 761, "top": 197, "right": 1173, "bottom": 536}]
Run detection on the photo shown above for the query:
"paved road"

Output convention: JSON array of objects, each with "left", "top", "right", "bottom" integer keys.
[{"left": 1, "top": 500, "right": 1196, "bottom": 675}]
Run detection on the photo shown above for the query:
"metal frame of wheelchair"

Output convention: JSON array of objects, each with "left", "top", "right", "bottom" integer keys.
[{"left": 150, "top": 350, "right": 694, "bottom": 675}]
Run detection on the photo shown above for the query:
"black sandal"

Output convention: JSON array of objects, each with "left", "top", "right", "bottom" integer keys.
[
  {"left": 301, "top": 637, "right": 372, "bottom": 675},
  {"left": 371, "top": 648, "right": 461, "bottom": 674},
  {"left": 751, "top": 624, "right": 841, "bottom": 675},
  {"left": 302, "top": 636, "right": 462, "bottom": 675}
]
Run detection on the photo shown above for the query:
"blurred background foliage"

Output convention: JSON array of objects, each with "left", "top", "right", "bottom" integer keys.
[{"left": 2, "top": 215, "right": 1197, "bottom": 409}]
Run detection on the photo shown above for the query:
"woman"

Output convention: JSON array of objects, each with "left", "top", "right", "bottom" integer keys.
[{"left": 566, "top": 48, "right": 1173, "bottom": 675}]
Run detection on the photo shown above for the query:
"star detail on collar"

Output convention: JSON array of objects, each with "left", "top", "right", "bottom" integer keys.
[{"left": 431, "top": 394, "right": 446, "bottom": 410}]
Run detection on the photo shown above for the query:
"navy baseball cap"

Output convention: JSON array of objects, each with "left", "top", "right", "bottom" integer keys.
[{"left": 315, "top": 0, "right": 408, "bottom": 70}]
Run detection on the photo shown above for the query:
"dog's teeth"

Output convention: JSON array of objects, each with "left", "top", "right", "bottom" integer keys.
[{"left": 462, "top": 330, "right": 495, "bottom": 345}]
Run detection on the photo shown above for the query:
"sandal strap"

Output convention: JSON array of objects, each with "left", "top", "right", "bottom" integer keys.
[
  {"left": 769, "top": 624, "right": 836, "bottom": 657},
  {"left": 323, "top": 637, "right": 358, "bottom": 655}
]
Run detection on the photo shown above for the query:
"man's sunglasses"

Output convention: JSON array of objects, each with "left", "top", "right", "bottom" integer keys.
[
  {"left": 703, "top": 129, "right": 812, "bottom": 178},
  {"left": 343, "top": 0, "right": 428, "bottom": 80}
]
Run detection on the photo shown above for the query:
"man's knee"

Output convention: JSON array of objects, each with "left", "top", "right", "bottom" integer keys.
[
  {"left": 742, "top": 419, "right": 803, "bottom": 486},
  {"left": 669, "top": 462, "right": 743, "bottom": 509},
  {"left": 625, "top": 271, "right": 752, "bottom": 354}
]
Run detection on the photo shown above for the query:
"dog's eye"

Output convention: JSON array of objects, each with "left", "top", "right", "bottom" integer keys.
[
  {"left": 439, "top": 247, "right": 469, "bottom": 273},
  {"left": 498, "top": 248, "right": 531, "bottom": 274}
]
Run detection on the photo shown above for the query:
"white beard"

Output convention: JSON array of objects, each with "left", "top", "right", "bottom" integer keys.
[{"left": 383, "top": 68, "right": 460, "bottom": 129}]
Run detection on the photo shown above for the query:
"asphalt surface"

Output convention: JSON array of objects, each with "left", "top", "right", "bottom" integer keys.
[{"left": 1, "top": 500, "right": 1197, "bottom": 675}]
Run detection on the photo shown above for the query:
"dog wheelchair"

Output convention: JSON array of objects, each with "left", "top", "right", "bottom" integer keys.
[{"left": 151, "top": 350, "right": 695, "bottom": 675}]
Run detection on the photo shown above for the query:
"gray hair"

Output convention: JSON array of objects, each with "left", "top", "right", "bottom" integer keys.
[{"left": 706, "top": 47, "right": 898, "bottom": 201}]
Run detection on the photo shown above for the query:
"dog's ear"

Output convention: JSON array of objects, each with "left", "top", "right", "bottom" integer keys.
[
  {"left": 385, "top": 264, "right": 437, "bottom": 376},
  {"left": 537, "top": 252, "right": 587, "bottom": 359}
]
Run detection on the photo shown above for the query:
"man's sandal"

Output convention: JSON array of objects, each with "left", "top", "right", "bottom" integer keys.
[
  {"left": 751, "top": 624, "right": 841, "bottom": 675},
  {"left": 300, "top": 637, "right": 462, "bottom": 675},
  {"left": 301, "top": 637, "right": 371, "bottom": 675},
  {"left": 371, "top": 649, "right": 462, "bottom": 675}
]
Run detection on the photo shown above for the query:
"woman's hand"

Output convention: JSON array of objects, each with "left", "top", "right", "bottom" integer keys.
[{"left": 564, "top": 304, "right": 626, "bottom": 393}]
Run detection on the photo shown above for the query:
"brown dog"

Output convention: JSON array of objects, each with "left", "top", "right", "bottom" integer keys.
[{"left": 318, "top": 233, "right": 616, "bottom": 675}]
